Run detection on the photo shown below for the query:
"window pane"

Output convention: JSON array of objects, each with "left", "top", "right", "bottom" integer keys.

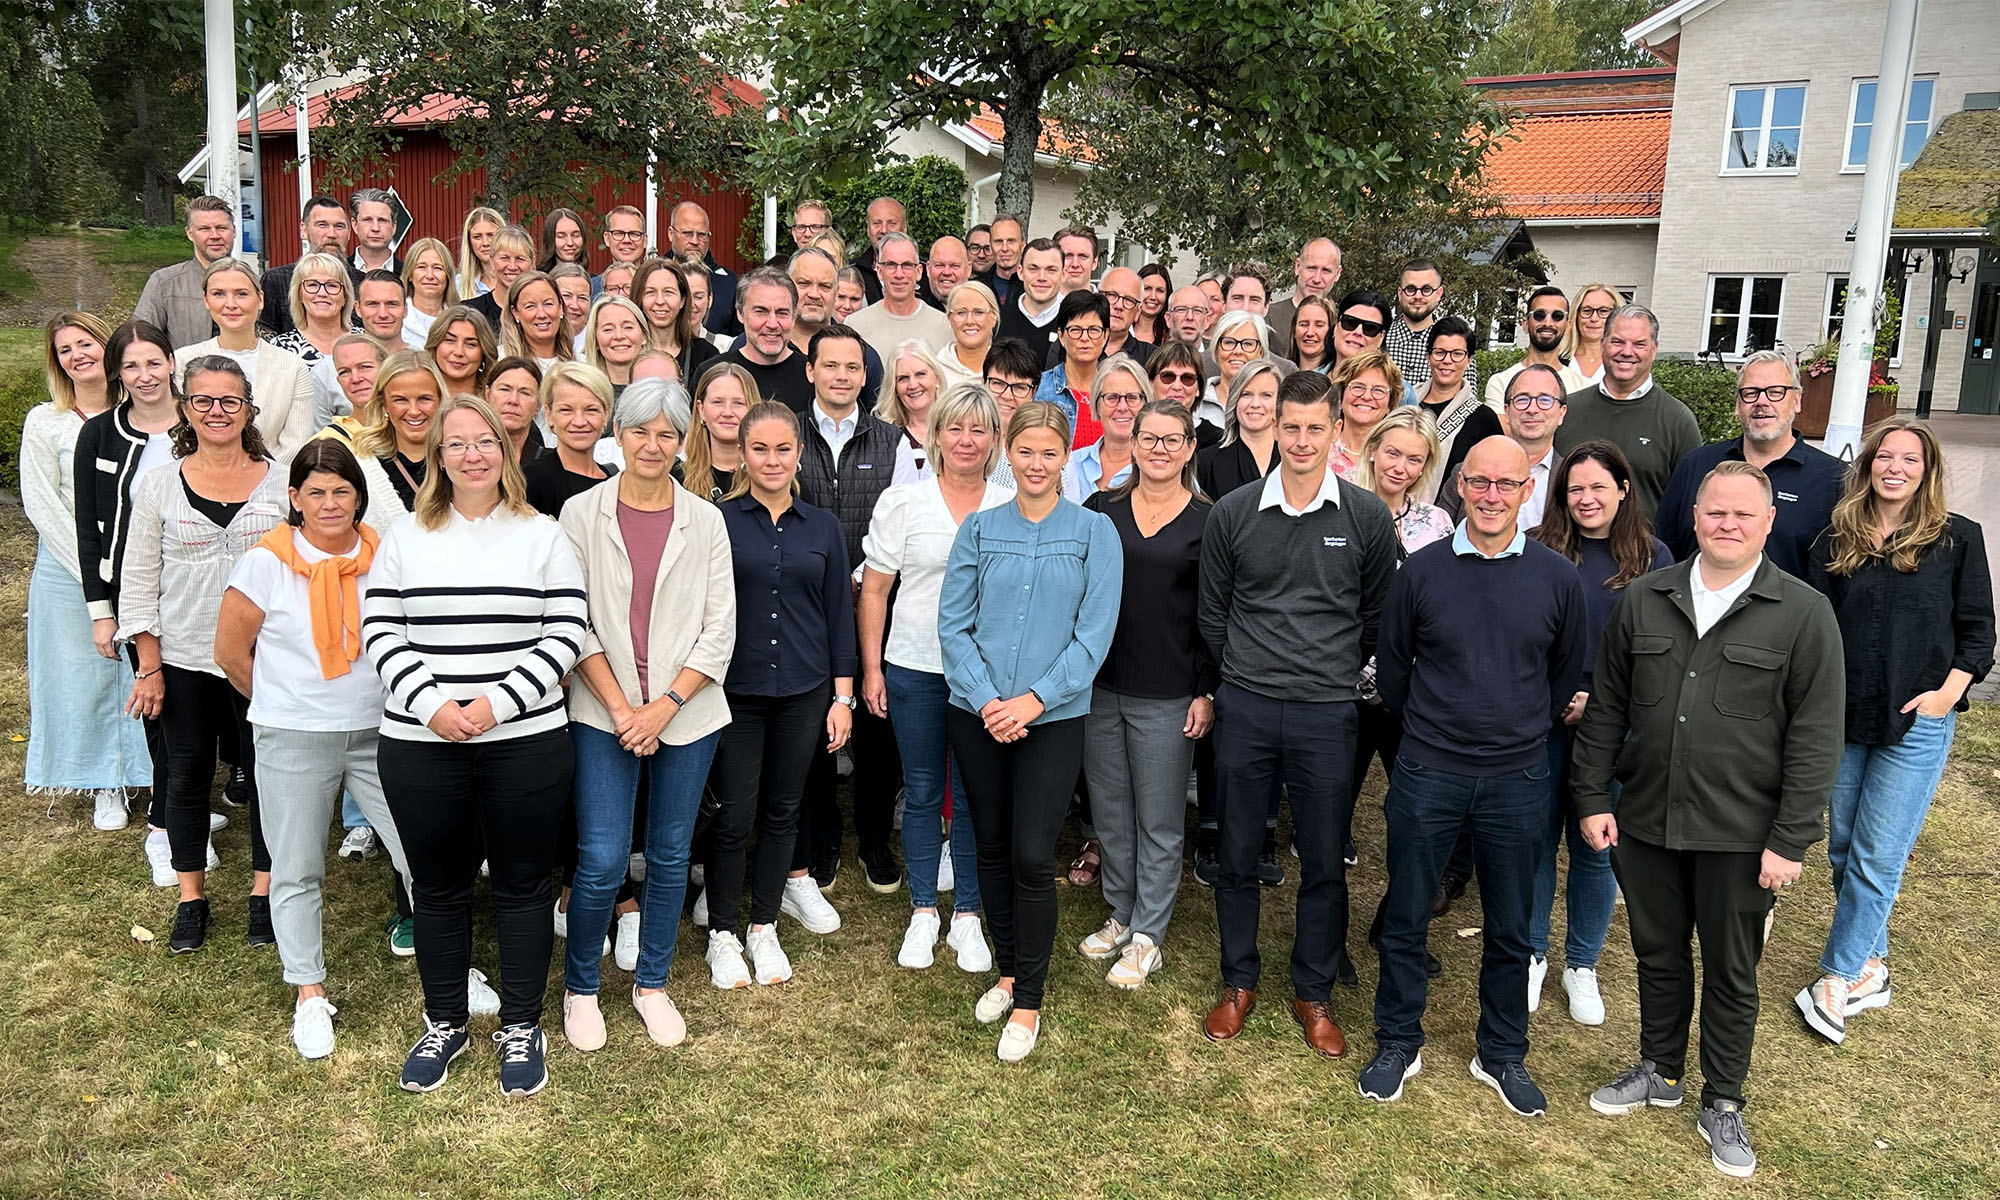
[
  {"left": 1908, "top": 79, "right": 1934, "bottom": 122},
  {"left": 1826, "top": 275, "right": 1850, "bottom": 341},
  {"left": 1901, "top": 119, "right": 1930, "bottom": 166},
  {"left": 1711, "top": 276, "right": 1745, "bottom": 314},
  {"left": 1732, "top": 88, "right": 1766, "bottom": 131},
  {"left": 1746, "top": 315, "right": 1779, "bottom": 352},
  {"left": 1854, "top": 81, "right": 1879, "bottom": 121},
  {"left": 1750, "top": 276, "right": 1785, "bottom": 315},
  {"left": 1707, "top": 315, "right": 1741, "bottom": 355},
  {"left": 1766, "top": 127, "right": 1800, "bottom": 168},
  {"left": 1772, "top": 86, "right": 1806, "bottom": 127},
  {"left": 1848, "top": 123, "right": 1873, "bottom": 168},
  {"left": 1729, "top": 131, "right": 1758, "bottom": 170}
]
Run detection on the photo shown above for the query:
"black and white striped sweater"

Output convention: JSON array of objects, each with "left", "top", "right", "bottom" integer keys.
[{"left": 362, "top": 505, "right": 587, "bottom": 742}]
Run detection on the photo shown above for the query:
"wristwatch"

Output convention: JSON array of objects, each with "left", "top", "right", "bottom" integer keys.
[
  {"left": 833, "top": 693, "right": 858, "bottom": 709},
  {"left": 666, "top": 689, "right": 688, "bottom": 708}
]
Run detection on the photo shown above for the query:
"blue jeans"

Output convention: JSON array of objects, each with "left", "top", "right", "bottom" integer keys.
[
  {"left": 1819, "top": 712, "right": 1957, "bottom": 981},
  {"left": 1528, "top": 731, "right": 1618, "bottom": 967},
  {"left": 1375, "top": 755, "right": 1547, "bottom": 1064},
  {"left": 564, "top": 722, "right": 722, "bottom": 994},
  {"left": 883, "top": 663, "right": 980, "bottom": 914},
  {"left": 341, "top": 790, "right": 369, "bottom": 829}
]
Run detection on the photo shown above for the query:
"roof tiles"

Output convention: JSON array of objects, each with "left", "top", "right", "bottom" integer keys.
[{"left": 1481, "top": 110, "right": 1670, "bottom": 220}]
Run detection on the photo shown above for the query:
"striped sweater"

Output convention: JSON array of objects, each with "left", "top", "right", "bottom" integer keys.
[{"left": 362, "top": 505, "right": 587, "bottom": 742}]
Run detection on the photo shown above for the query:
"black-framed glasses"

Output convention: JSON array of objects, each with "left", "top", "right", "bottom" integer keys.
[
  {"left": 1507, "top": 393, "right": 1562, "bottom": 411},
  {"left": 1135, "top": 432, "right": 1189, "bottom": 451},
  {"left": 1736, "top": 385, "right": 1800, "bottom": 403},
  {"left": 1216, "top": 336, "right": 1261, "bottom": 353},
  {"left": 1098, "top": 391, "right": 1143, "bottom": 409},
  {"left": 1578, "top": 305, "right": 1615, "bottom": 319},
  {"left": 984, "top": 378, "right": 1036, "bottom": 400},
  {"left": 878, "top": 260, "right": 920, "bottom": 274},
  {"left": 1062, "top": 325, "right": 1106, "bottom": 339},
  {"left": 1400, "top": 283, "right": 1441, "bottom": 297},
  {"left": 1430, "top": 348, "right": 1469, "bottom": 363},
  {"left": 1102, "top": 292, "right": 1140, "bottom": 310},
  {"left": 187, "top": 393, "right": 247, "bottom": 413},
  {"left": 1338, "top": 314, "right": 1385, "bottom": 336},
  {"left": 792, "top": 222, "right": 830, "bottom": 236},
  {"left": 301, "top": 279, "right": 345, "bottom": 296},
  {"left": 1462, "top": 476, "right": 1528, "bottom": 495}
]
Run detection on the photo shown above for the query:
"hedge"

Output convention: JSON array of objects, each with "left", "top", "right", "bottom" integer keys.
[
  {"left": 1470, "top": 347, "right": 1740, "bottom": 444},
  {"left": 0, "top": 364, "right": 46, "bottom": 493},
  {"left": 818, "top": 157, "right": 969, "bottom": 257}
]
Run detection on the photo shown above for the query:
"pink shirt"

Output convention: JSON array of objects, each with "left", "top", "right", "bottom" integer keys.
[{"left": 617, "top": 501, "right": 674, "bottom": 700}]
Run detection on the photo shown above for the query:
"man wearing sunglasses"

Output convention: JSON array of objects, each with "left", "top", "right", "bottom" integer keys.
[
  {"left": 1485, "top": 286, "right": 1588, "bottom": 409},
  {"left": 1268, "top": 238, "right": 1343, "bottom": 360},
  {"left": 1384, "top": 260, "right": 1474, "bottom": 398},
  {"left": 1652, "top": 351, "right": 1842, "bottom": 578}
]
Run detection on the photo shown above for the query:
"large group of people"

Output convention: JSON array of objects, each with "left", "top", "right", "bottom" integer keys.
[{"left": 21, "top": 189, "right": 1991, "bottom": 1174}]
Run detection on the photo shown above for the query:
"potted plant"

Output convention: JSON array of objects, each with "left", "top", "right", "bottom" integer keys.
[
  {"left": 1866, "top": 290, "right": 1903, "bottom": 425},
  {"left": 1796, "top": 339, "right": 1838, "bottom": 437}
]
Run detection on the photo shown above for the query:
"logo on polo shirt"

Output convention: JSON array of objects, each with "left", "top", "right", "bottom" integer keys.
[
  {"left": 1777, "top": 490, "right": 1798, "bottom": 503},
  {"left": 1639, "top": 436, "right": 1652, "bottom": 445},
  {"left": 1323, "top": 536, "right": 1347, "bottom": 548}
]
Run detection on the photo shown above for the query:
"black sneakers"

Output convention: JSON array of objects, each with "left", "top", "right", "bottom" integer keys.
[
  {"left": 245, "top": 894, "right": 276, "bottom": 946},
  {"left": 809, "top": 845, "right": 840, "bottom": 892},
  {"left": 1358, "top": 1044, "right": 1423, "bottom": 1102},
  {"left": 221, "top": 764, "right": 249, "bottom": 808},
  {"left": 400, "top": 1016, "right": 470, "bottom": 1092},
  {"left": 1192, "top": 829, "right": 1219, "bottom": 888},
  {"left": 169, "top": 898, "right": 210, "bottom": 954},
  {"left": 861, "top": 843, "right": 902, "bottom": 894},
  {"left": 495, "top": 1023, "right": 548, "bottom": 1097},
  {"left": 1470, "top": 1055, "right": 1548, "bottom": 1118},
  {"left": 1257, "top": 828, "right": 1284, "bottom": 887}
]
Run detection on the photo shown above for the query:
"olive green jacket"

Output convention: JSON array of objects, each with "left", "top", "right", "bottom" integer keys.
[{"left": 1571, "top": 556, "right": 1844, "bottom": 860}]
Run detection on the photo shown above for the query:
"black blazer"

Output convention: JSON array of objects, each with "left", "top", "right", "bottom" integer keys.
[{"left": 1196, "top": 437, "right": 1272, "bottom": 501}]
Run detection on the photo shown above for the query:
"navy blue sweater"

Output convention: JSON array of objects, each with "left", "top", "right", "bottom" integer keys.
[{"left": 1377, "top": 535, "right": 1588, "bottom": 774}]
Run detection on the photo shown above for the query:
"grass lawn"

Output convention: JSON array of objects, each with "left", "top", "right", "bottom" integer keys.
[
  {"left": 88, "top": 227, "right": 190, "bottom": 319},
  {"left": 0, "top": 496, "right": 1995, "bottom": 1199},
  {"left": 0, "top": 229, "right": 32, "bottom": 304}
]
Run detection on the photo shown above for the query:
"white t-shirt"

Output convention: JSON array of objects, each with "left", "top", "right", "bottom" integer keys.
[
  {"left": 862, "top": 478, "right": 1014, "bottom": 673},
  {"left": 226, "top": 530, "right": 386, "bottom": 731},
  {"left": 134, "top": 432, "right": 175, "bottom": 482}
]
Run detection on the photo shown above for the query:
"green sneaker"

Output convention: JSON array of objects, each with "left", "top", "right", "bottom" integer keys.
[{"left": 385, "top": 914, "right": 416, "bottom": 957}]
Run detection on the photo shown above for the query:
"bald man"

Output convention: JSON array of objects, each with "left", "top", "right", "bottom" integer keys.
[
  {"left": 1366, "top": 434, "right": 1586, "bottom": 1119},
  {"left": 853, "top": 196, "right": 907, "bottom": 304},
  {"left": 920, "top": 236, "right": 969, "bottom": 311},
  {"left": 1269, "top": 238, "right": 1343, "bottom": 360},
  {"left": 668, "top": 200, "right": 740, "bottom": 338}
]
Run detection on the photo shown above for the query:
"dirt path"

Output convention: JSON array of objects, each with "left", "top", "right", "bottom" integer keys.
[{"left": 0, "top": 235, "right": 114, "bottom": 327}]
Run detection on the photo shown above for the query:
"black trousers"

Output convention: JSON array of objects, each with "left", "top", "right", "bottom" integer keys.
[
  {"left": 159, "top": 665, "right": 267, "bottom": 874},
  {"left": 709, "top": 683, "right": 828, "bottom": 934},
  {"left": 1612, "top": 834, "right": 1773, "bottom": 1107},
  {"left": 1212, "top": 684, "right": 1357, "bottom": 1001},
  {"left": 380, "top": 728, "right": 573, "bottom": 1027},
  {"left": 946, "top": 707, "right": 1085, "bottom": 1012},
  {"left": 799, "top": 703, "right": 901, "bottom": 867}
]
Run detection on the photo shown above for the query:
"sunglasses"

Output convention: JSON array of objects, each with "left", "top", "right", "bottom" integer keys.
[
  {"left": 1338, "top": 314, "right": 1385, "bottom": 337},
  {"left": 1528, "top": 308, "right": 1569, "bottom": 322}
]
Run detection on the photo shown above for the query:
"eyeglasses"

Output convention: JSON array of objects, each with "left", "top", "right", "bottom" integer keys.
[
  {"left": 1578, "top": 305, "right": 1615, "bottom": 319},
  {"left": 1528, "top": 308, "right": 1568, "bottom": 322},
  {"left": 1343, "top": 384, "right": 1394, "bottom": 402},
  {"left": 1063, "top": 325, "right": 1106, "bottom": 339},
  {"left": 878, "top": 260, "right": 920, "bottom": 273},
  {"left": 672, "top": 228, "right": 711, "bottom": 242},
  {"left": 187, "top": 393, "right": 247, "bottom": 413},
  {"left": 301, "top": 280, "right": 345, "bottom": 296},
  {"left": 1135, "top": 432, "right": 1189, "bottom": 451},
  {"left": 946, "top": 307, "right": 991, "bottom": 320},
  {"left": 1430, "top": 348, "right": 1469, "bottom": 364},
  {"left": 792, "top": 222, "right": 830, "bottom": 236},
  {"left": 1166, "top": 303, "right": 1210, "bottom": 317},
  {"left": 1216, "top": 336, "right": 1261, "bottom": 353},
  {"left": 1102, "top": 292, "right": 1140, "bottom": 310},
  {"left": 1462, "top": 476, "right": 1529, "bottom": 496},
  {"left": 984, "top": 378, "right": 1036, "bottom": 400},
  {"left": 1153, "top": 370, "right": 1201, "bottom": 386},
  {"left": 1338, "top": 314, "right": 1386, "bottom": 336},
  {"left": 1098, "top": 391, "right": 1143, "bottom": 409},
  {"left": 1736, "top": 385, "right": 1800, "bottom": 403},
  {"left": 606, "top": 228, "right": 645, "bottom": 240},
  {"left": 1400, "top": 283, "right": 1441, "bottom": 297},
  {"left": 1507, "top": 393, "right": 1562, "bottom": 411},
  {"left": 441, "top": 437, "right": 502, "bottom": 457}
]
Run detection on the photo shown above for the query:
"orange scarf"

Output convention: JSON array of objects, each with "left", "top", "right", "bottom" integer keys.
[{"left": 256, "top": 523, "right": 379, "bottom": 680}]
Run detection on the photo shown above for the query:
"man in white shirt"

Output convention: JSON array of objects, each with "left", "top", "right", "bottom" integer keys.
[
  {"left": 846, "top": 233, "right": 951, "bottom": 361},
  {"left": 1484, "top": 286, "right": 1588, "bottom": 409},
  {"left": 1439, "top": 363, "right": 1567, "bottom": 529}
]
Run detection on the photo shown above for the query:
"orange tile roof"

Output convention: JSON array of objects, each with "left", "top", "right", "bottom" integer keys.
[
  {"left": 1481, "top": 110, "right": 1669, "bottom": 220},
  {"left": 961, "top": 106, "right": 1095, "bottom": 162}
]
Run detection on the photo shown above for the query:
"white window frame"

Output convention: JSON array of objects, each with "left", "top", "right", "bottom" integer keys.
[
  {"left": 1823, "top": 274, "right": 1906, "bottom": 366},
  {"left": 1719, "top": 83, "right": 1807, "bottom": 176},
  {"left": 1842, "top": 75, "right": 1939, "bottom": 173},
  {"left": 1705, "top": 274, "right": 1787, "bottom": 360}
]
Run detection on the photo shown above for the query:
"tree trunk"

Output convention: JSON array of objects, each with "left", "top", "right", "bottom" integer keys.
[
  {"left": 484, "top": 109, "right": 513, "bottom": 217},
  {"left": 995, "top": 78, "right": 1046, "bottom": 228},
  {"left": 132, "top": 70, "right": 170, "bottom": 226}
]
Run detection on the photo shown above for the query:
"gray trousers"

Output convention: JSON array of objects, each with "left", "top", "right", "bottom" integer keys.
[
  {"left": 254, "top": 725, "right": 408, "bottom": 986},
  {"left": 1083, "top": 687, "right": 1198, "bottom": 943}
]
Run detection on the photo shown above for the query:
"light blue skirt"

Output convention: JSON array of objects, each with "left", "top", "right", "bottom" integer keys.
[{"left": 25, "top": 544, "right": 152, "bottom": 794}]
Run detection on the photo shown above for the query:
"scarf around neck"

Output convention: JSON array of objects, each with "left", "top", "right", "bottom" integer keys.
[{"left": 256, "top": 523, "right": 380, "bottom": 679}]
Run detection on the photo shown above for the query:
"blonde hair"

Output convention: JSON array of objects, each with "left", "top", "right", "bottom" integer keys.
[
  {"left": 1561, "top": 282, "right": 1621, "bottom": 359},
  {"left": 488, "top": 225, "right": 537, "bottom": 298},
  {"left": 813, "top": 231, "right": 848, "bottom": 266},
  {"left": 356, "top": 348, "right": 450, "bottom": 459},
  {"left": 400, "top": 236, "right": 460, "bottom": 308},
  {"left": 538, "top": 359, "right": 615, "bottom": 421},
  {"left": 288, "top": 252, "right": 354, "bottom": 332},
  {"left": 1006, "top": 399, "right": 1071, "bottom": 450},
  {"left": 412, "top": 394, "right": 536, "bottom": 530},
  {"left": 924, "top": 382, "right": 1003, "bottom": 480},
  {"left": 1823, "top": 418, "right": 1953, "bottom": 576},
  {"left": 582, "top": 295, "right": 650, "bottom": 377},
  {"left": 877, "top": 339, "right": 948, "bottom": 427},
  {"left": 945, "top": 279, "right": 999, "bottom": 319},
  {"left": 723, "top": 401, "right": 803, "bottom": 500},
  {"left": 498, "top": 270, "right": 575, "bottom": 361},
  {"left": 456, "top": 206, "right": 504, "bottom": 296},
  {"left": 1350, "top": 406, "right": 1443, "bottom": 498},
  {"left": 43, "top": 311, "right": 114, "bottom": 412},
  {"left": 684, "top": 362, "right": 761, "bottom": 499}
]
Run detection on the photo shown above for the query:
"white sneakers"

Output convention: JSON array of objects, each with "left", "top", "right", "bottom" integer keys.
[
  {"left": 208, "top": 810, "right": 227, "bottom": 832},
  {"left": 780, "top": 875, "right": 842, "bottom": 934},
  {"left": 92, "top": 789, "right": 129, "bottom": 831},
  {"left": 468, "top": 968, "right": 501, "bottom": 1017},
  {"left": 1564, "top": 967, "right": 1606, "bottom": 1025},
  {"left": 292, "top": 996, "right": 337, "bottom": 1059},
  {"left": 632, "top": 987, "right": 686, "bottom": 1047},
  {"left": 745, "top": 925, "right": 793, "bottom": 985},
  {"left": 144, "top": 831, "right": 218, "bottom": 886},
  {"left": 1527, "top": 954, "right": 1550, "bottom": 1013},
  {"left": 898, "top": 910, "right": 942, "bottom": 969},
  {"left": 947, "top": 913, "right": 993, "bottom": 973},
  {"left": 563, "top": 992, "right": 607, "bottom": 1052},
  {"left": 692, "top": 888, "right": 709, "bottom": 928},
  {"left": 1106, "top": 934, "right": 1163, "bottom": 989},
  {"left": 1079, "top": 918, "right": 1131, "bottom": 960},
  {"left": 614, "top": 911, "right": 641, "bottom": 973},
  {"left": 551, "top": 898, "right": 570, "bottom": 939},
  {"left": 937, "top": 850, "right": 954, "bottom": 894},
  {"left": 997, "top": 1015, "right": 1041, "bottom": 1062},
  {"left": 706, "top": 930, "right": 751, "bottom": 989},
  {"left": 337, "top": 826, "right": 379, "bottom": 861},
  {"left": 974, "top": 984, "right": 1015, "bottom": 1024}
]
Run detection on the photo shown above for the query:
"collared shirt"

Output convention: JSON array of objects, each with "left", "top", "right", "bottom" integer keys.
[
  {"left": 1690, "top": 553, "right": 1760, "bottom": 637},
  {"left": 813, "top": 402, "right": 860, "bottom": 468},
  {"left": 1258, "top": 464, "right": 1343, "bottom": 517},
  {"left": 719, "top": 494, "right": 857, "bottom": 696},
  {"left": 1063, "top": 438, "right": 1134, "bottom": 501},
  {"left": 1451, "top": 521, "right": 1527, "bottom": 559},
  {"left": 1523, "top": 445, "right": 1556, "bottom": 530},
  {"left": 1653, "top": 435, "right": 1845, "bottom": 579},
  {"left": 1385, "top": 316, "right": 1479, "bottom": 396},
  {"left": 1602, "top": 374, "right": 1655, "bottom": 401}
]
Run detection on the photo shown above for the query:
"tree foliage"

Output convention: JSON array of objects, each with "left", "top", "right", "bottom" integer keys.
[
  {"left": 1465, "top": 0, "right": 1659, "bottom": 77},
  {"left": 1322, "top": 197, "right": 1549, "bottom": 347},
  {"left": 747, "top": 0, "right": 1501, "bottom": 232},
  {"left": 289, "top": 0, "right": 756, "bottom": 217}
]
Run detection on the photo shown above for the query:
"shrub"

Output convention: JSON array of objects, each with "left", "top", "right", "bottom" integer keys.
[
  {"left": 815, "top": 157, "right": 969, "bottom": 257},
  {"left": 1475, "top": 346, "right": 1526, "bottom": 384},
  {"left": 0, "top": 364, "right": 48, "bottom": 493},
  {"left": 1654, "top": 359, "right": 1742, "bottom": 443}
]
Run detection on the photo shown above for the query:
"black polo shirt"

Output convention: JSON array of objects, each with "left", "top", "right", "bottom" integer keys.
[{"left": 1653, "top": 436, "right": 1844, "bottom": 580}]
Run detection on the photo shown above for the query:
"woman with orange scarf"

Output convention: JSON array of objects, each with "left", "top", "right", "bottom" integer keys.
[{"left": 214, "top": 440, "right": 498, "bottom": 1059}]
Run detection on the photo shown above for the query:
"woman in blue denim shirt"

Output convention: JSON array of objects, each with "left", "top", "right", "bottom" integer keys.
[{"left": 939, "top": 400, "right": 1122, "bottom": 1062}]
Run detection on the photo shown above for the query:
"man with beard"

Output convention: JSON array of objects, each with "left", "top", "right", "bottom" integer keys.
[
  {"left": 1268, "top": 238, "right": 1343, "bottom": 360},
  {"left": 699, "top": 268, "right": 813, "bottom": 411},
  {"left": 1384, "top": 260, "right": 1475, "bottom": 397},
  {"left": 262, "top": 195, "right": 358, "bottom": 336},
  {"left": 791, "top": 246, "right": 884, "bottom": 408},
  {"left": 1484, "top": 286, "right": 1588, "bottom": 408}
]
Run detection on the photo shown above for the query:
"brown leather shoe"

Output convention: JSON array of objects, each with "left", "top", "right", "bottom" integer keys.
[
  {"left": 1291, "top": 998, "right": 1348, "bottom": 1058},
  {"left": 1203, "top": 986, "right": 1256, "bottom": 1041}
]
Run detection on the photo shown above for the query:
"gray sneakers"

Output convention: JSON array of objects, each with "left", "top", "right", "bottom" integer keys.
[
  {"left": 1588, "top": 1060, "right": 1685, "bottom": 1115},
  {"left": 1698, "top": 1100, "right": 1757, "bottom": 1178}
]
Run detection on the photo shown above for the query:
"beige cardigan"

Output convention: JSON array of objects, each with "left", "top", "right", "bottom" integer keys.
[
  {"left": 173, "top": 338, "right": 318, "bottom": 462},
  {"left": 560, "top": 476, "right": 735, "bottom": 745}
]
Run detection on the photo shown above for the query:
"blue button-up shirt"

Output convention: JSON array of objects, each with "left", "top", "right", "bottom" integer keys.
[
  {"left": 720, "top": 494, "right": 857, "bottom": 696},
  {"left": 1062, "top": 438, "right": 1133, "bottom": 501},
  {"left": 938, "top": 498, "right": 1124, "bottom": 724}
]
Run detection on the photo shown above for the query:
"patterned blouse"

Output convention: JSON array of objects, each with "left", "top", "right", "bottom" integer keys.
[{"left": 1392, "top": 498, "right": 1455, "bottom": 555}]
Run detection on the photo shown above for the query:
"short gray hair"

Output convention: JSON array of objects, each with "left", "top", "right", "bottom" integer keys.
[
  {"left": 1737, "top": 348, "right": 1800, "bottom": 389},
  {"left": 1606, "top": 303, "right": 1659, "bottom": 343},
  {"left": 875, "top": 231, "right": 919, "bottom": 260},
  {"left": 614, "top": 377, "right": 692, "bottom": 439},
  {"left": 349, "top": 187, "right": 394, "bottom": 216},
  {"left": 1212, "top": 308, "right": 1272, "bottom": 352}
]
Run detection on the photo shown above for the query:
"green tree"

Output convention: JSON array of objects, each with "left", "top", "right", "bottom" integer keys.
[
  {"left": 1466, "top": 0, "right": 1658, "bottom": 77},
  {"left": 748, "top": 0, "right": 1500, "bottom": 231},
  {"left": 289, "top": 0, "right": 755, "bottom": 216}
]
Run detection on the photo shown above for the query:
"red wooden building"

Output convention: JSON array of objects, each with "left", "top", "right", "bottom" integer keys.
[{"left": 238, "top": 91, "right": 759, "bottom": 273}]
